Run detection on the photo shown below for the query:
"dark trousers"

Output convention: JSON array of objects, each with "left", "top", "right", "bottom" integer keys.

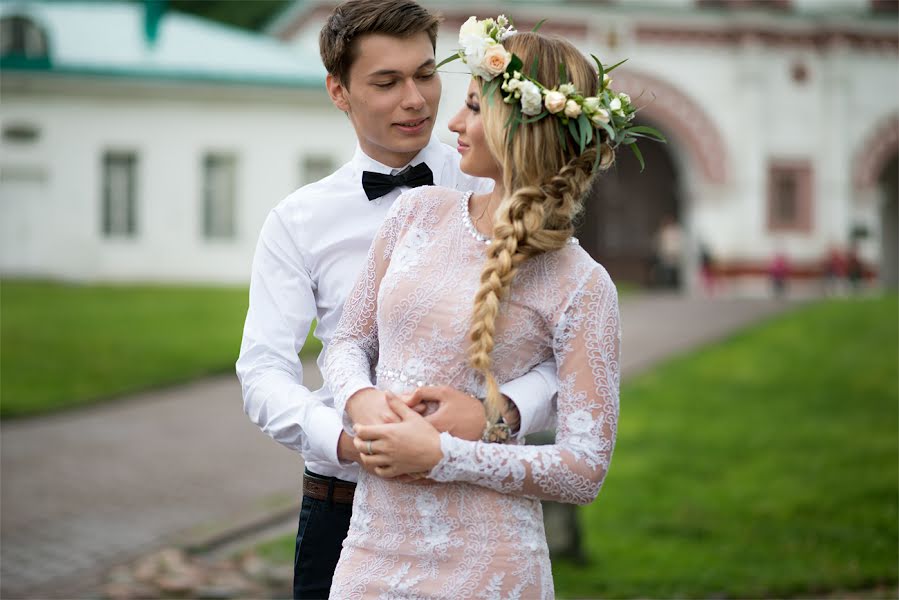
[{"left": 293, "top": 472, "right": 353, "bottom": 600}]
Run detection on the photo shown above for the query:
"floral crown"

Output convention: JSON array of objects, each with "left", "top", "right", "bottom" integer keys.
[{"left": 438, "top": 15, "right": 666, "bottom": 170}]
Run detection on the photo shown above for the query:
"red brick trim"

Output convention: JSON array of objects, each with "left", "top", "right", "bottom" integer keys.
[
  {"left": 853, "top": 113, "right": 899, "bottom": 191},
  {"left": 611, "top": 69, "right": 730, "bottom": 185},
  {"left": 635, "top": 25, "right": 898, "bottom": 53}
]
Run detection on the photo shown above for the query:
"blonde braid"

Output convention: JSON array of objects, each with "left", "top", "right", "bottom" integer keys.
[{"left": 469, "top": 147, "right": 609, "bottom": 423}]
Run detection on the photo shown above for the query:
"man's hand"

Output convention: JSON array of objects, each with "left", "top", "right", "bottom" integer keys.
[
  {"left": 405, "top": 386, "right": 486, "bottom": 442},
  {"left": 345, "top": 387, "right": 401, "bottom": 427},
  {"left": 354, "top": 394, "right": 442, "bottom": 478},
  {"left": 337, "top": 430, "right": 361, "bottom": 463}
]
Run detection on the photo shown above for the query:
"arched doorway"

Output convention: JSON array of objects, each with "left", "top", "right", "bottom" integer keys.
[
  {"left": 575, "top": 69, "right": 730, "bottom": 289},
  {"left": 852, "top": 113, "right": 899, "bottom": 289},
  {"left": 578, "top": 120, "right": 682, "bottom": 286},
  {"left": 879, "top": 153, "right": 898, "bottom": 289}
]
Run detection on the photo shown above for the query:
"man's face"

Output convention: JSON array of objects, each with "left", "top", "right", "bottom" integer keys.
[{"left": 327, "top": 32, "right": 441, "bottom": 168}]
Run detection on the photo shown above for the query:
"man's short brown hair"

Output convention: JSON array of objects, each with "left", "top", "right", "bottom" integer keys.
[{"left": 319, "top": 0, "right": 441, "bottom": 86}]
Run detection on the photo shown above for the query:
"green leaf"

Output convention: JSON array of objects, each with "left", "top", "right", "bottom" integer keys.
[
  {"left": 592, "top": 144, "right": 602, "bottom": 170},
  {"left": 508, "top": 53, "right": 523, "bottom": 75},
  {"left": 604, "top": 58, "right": 628, "bottom": 74},
  {"left": 579, "top": 113, "right": 593, "bottom": 147},
  {"left": 629, "top": 142, "right": 645, "bottom": 172},
  {"left": 557, "top": 121, "right": 567, "bottom": 148},
  {"left": 577, "top": 113, "right": 590, "bottom": 153},
  {"left": 520, "top": 110, "right": 549, "bottom": 124},
  {"left": 436, "top": 52, "right": 462, "bottom": 70},
  {"left": 592, "top": 54, "right": 604, "bottom": 83},
  {"left": 567, "top": 117, "right": 579, "bottom": 146},
  {"left": 530, "top": 56, "right": 539, "bottom": 79},
  {"left": 626, "top": 125, "right": 667, "bottom": 142},
  {"left": 559, "top": 63, "right": 568, "bottom": 85},
  {"left": 532, "top": 18, "right": 546, "bottom": 33},
  {"left": 598, "top": 120, "right": 616, "bottom": 142},
  {"left": 482, "top": 78, "right": 501, "bottom": 105}
]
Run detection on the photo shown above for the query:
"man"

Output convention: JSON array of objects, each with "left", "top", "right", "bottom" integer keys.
[{"left": 236, "top": 2, "right": 557, "bottom": 598}]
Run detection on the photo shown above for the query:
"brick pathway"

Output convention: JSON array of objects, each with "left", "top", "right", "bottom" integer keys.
[{"left": 0, "top": 294, "right": 794, "bottom": 598}]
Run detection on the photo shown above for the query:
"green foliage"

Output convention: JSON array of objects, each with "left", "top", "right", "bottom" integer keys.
[
  {"left": 0, "top": 281, "right": 322, "bottom": 417},
  {"left": 166, "top": 0, "right": 290, "bottom": 32}
]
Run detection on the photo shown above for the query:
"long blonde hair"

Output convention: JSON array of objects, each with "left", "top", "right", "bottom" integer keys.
[{"left": 468, "top": 32, "right": 615, "bottom": 423}]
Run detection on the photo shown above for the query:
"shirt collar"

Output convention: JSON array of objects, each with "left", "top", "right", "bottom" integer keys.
[{"left": 351, "top": 136, "right": 444, "bottom": 178}]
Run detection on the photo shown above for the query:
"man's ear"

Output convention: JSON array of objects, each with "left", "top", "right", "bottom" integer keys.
[{"left": 326, "top": 73, "right": 351, "bottom": 113}]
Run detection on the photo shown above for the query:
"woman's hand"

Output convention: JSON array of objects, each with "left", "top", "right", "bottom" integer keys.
[{"left": 353, "top": 393, "right": 443, "bottom": 479}]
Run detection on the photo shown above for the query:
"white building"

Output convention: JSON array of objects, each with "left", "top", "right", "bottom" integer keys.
[
  {"left": 2, "top": 0, "right": 897, "bottom": 291},
  {"left": 0, "top": 0, "right": 355, "bottom": 284}
]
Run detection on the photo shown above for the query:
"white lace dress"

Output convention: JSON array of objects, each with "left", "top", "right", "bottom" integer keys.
[{"left": 324, "top": 186, "right": 620, "bottom": 599}]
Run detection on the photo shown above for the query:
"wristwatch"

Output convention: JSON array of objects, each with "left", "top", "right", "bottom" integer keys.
[{"left": 481, "top": 415, "right": 511, "bottom": 443}]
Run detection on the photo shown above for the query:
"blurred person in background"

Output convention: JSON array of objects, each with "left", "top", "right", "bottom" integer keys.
[
  {"left": 654, "top": 214, "right": 683, "bottom": 289},
  {"left": 235, "top": 2, "right": 559, "bottom": 598}
]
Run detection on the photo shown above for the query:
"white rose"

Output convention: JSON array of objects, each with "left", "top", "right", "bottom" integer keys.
[
  {"left": 564, "top": 99, "right": 582, "bottom": 119},
  {"left": 459, "top": 16, "right": 486, "bottom": 42},
  {"left": 590, "top": 108, "right": 610, "bottom": 125},
  {"left": 558, "top": 83, "right": 576, "bottom": 97},
  {"left": 544, "top": 90, "right": 567, "bottom": 114},
  {"left": 583, "top": 96, "right": 601, "bottom": 112},
  {"left": 502, "top": 78, "right": 521, "bottom": 93},
  {"left": 482, "top": 44, "right": 511, "bottom": 78},
  {"left": 519, "top": 80, "right": 543, "bottom": 115},
  {"left": 609, "top": 97, "right": 622, "bottom": 111}
]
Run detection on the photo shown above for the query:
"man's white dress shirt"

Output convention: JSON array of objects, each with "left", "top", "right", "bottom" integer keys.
[{"left": 236, "top": 136, "right": 557, "bottom": 483}]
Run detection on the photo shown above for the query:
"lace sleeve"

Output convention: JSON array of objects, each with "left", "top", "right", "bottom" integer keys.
[
  {"left": 429, "top": 265, "right": 620, "bottom": 504},
  {"left": 324, "top": 193, "right": 417, "bottom": 434}
]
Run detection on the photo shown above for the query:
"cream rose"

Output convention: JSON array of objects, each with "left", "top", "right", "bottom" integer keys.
[
  {"left": 583, "top": 96, "right": 601, "bottom": 112},
  {"left": 564, "top": 99, "right": 582, "bottom": 119},
  {"left": 482, "top": 44, "right": 511, "bottom": 78},
  {"left": 519, "top": 80, "right": 542, "bottom": 115},
  {"left": 590, "top": 108, "right": 611, "bottom": 125},
  {"left": 544, "top": 90, "right": 567, "bottom": 114}
]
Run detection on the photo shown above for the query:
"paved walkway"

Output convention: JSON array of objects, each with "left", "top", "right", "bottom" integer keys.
[{"left": 0, "top": 294, "right": 795, "bottom": 598}]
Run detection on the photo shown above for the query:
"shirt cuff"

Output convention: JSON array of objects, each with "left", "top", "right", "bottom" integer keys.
[
  {"left": 304, "top": 403, "right": 346, "bottom": 467},
  {"left": 499, "top": 375, "right": 552, "bottom": 439},
  {"left": 334, "top": 378, "right": 377, "bottom": 436}
]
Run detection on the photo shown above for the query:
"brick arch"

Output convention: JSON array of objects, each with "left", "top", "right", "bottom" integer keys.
[
  {"left": 611, "top": 69, "right": 729, "bottom": 185},
  {"left": 853, "top": 112, "right": 899, "bottom": 191}
]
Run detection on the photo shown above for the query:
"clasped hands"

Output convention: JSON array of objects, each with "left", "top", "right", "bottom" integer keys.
[{"left": 339, "top": 386, "right": 487, "bottom": 482}]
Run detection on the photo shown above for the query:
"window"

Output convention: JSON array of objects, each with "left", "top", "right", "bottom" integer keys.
[
  {"left": 202, "top": 153, "right": 237, "bottom": 239},
  {"left": 768, "top": 161, "right": 812, "bottom": 232},
  {"left": 0, "top": 16, "right": 49, "bottom": 62},
  {"left": 102, "top": 152, "right": 138, "bottom": 237},
  {"left": 2, "top": 122, "right": 40, "bottom": 144},
  {"left": 301, "top": 155, "right": 336, "bottom": 186}
]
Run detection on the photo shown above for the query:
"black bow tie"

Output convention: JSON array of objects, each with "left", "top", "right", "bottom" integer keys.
[{"left": 362, "top": 163, "right": 434, "bottom": 201}]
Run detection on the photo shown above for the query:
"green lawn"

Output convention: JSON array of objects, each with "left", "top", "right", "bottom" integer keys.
[
  {"left": 554, "top": 294, "right": 898, "bottom": 598},
  {"left": 253, "top": 295, "right": 898, "bottom": 598},
  {"left": 0, "top": 280, "right": 322, "bottom": 418}
]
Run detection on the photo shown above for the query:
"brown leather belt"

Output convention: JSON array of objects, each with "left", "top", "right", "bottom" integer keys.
[{"left": 303, "top": 470, "right": 356, "bottom": 505}]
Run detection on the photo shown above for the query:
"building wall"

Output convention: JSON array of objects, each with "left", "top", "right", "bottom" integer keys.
[{"left": 0, "top": 78, "right": 358, "bottom": 283}]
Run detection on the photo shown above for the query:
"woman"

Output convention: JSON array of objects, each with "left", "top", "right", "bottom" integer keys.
[{"left": 325, "top": 18, "right": 658, "bottom": 598}]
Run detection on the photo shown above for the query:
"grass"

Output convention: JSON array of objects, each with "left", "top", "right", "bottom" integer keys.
[
  {"left": 248, "top": 295, "right": 898, "bottom": 598},
  {"left": 0, "top": 280, "right": 322, "bottom": 418},
  {"left": 554, "top": 294, "right": 898, "bottom": 598}
]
